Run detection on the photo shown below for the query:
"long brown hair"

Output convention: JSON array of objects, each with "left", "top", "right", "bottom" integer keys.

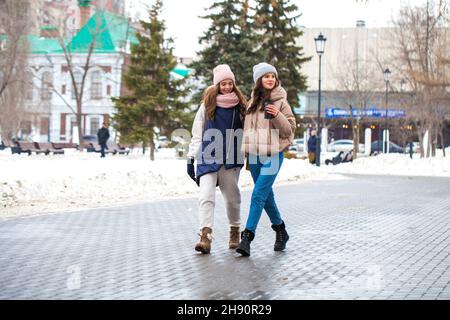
[
  {"left": 247, "top": 77, "right": 280, "bottom": 114},
  {"left": 202, "top": 83, "right": 248, "bottom": 120}
]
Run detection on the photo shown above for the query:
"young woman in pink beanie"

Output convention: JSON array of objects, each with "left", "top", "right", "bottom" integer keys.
[{"left": 187, "top": 64, "right": 247, "bottom": 254}]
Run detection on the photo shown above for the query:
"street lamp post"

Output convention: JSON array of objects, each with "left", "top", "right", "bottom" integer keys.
[
  {"left": 383, "top": 68, "right": 391, "bottom": 154},
  {"left": 314, "top": 32, "right": 326, "bottom": 167}
]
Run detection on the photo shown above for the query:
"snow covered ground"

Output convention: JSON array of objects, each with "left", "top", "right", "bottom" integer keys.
[{"left": 0, "top": 147, "right": 449, "bottom": 218}]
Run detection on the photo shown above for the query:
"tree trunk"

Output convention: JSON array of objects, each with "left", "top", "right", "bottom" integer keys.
[
  {"left": 439, "top": 125, "right": 446, "bottom": 157},
  {"left": 149, "top": 139, "right": 155, "bottom": 161},
  {"left": 417, "top": 126, "right": 425, "bottom": 158},
  {"left": 349, "top": 105, "right": 358, "bottom": 159},
  {"left": 2, "top": 136, "right": 12, "bottom": 146},
  {"left": 427, "top": 126, "right": 432, "bottom": 158},
  {"left": 357, "top": 118, "right": 361, "bottom": 151},
  {"left": 77, "top": 111, "right": 84, "bottom": 152},
  {"left": 431, "top": 122, "right": 437, "bottom": 157},
  {"left": 1, "top": 129, "right": 15, "bottom": 146}
]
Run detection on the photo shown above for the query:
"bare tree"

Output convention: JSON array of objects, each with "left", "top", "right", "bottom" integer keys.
[
  {"left": 0, "top": 0, "right": 31, "bottom": 143},
  {"left": 391, "top": 0, "right": 450, "bottom": 158},
  {"left": 0, "top": 69, "right": 28, "bottom": 144},
  {"left": 332, "top": 55, "right": 380, "bottom": 158},
  {"left": 37, "top": 3, "right": 123, "bottom": 151},
  {"left": 48, "top": 10, "right": 105, "bottom": 150}
]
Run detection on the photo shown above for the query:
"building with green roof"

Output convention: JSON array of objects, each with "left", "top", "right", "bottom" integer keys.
[
  {"left": 20, "top": 10, "right": 192, "bottom": 143},
  {"left": 27, "top": 10, "right": 139, "bottom": 55},
  {"left": 66, "top": 10, "right": 139, "bottom": 54}
]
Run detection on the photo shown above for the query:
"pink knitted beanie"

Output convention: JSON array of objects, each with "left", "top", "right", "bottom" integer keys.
[{"left": 213, "top": 64, "right": 236, "bottom": 85}]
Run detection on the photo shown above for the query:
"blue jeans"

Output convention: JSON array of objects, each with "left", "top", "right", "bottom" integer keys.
[
  {"left": 100, "top": 143, "right": 107, "bottom": 158},
  {"left": 245, "top": 152, "right": 284, "bottom": 234}
]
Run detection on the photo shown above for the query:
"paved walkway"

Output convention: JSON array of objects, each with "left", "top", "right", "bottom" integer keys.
[{"left": 0, "top": 175, "right": 449, "bottom": 300}]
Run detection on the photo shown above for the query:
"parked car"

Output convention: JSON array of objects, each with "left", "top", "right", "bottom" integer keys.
[
  {"left": 405, "top": 141, "right": 421, "bottom": 154},
  {"left": 370, "top": 140, "right": 404, "bottom": 155},
  {"left": 328, "top": 139, "right": 365, "bottom": 153},
  {"left": 288, "top": 144, "right": 299, "bottom": 152},
  {"left": 293, "top": 138, "right": 305, "bottom": 152},
  {"left": 82, "top": 135, "right": 98, "bottom": 143}
]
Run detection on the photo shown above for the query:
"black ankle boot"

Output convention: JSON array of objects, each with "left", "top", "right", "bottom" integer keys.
[
  {"left": 236, "top": 229, "right": 255, "bottom": 257},
  {"left": 272, "top": 221, "right": 289, "bottom": 251}
]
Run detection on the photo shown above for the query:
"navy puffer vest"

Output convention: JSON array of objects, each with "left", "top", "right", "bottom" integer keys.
[{"left": 196, "top": 105, "right": 244, "bottom": 179}]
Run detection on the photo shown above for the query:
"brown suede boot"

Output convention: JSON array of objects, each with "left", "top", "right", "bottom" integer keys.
[
  {"left": 195, "top": 227, "right": 212, "bottom": 254},
  {"left": 229, "top": 226, "right": 240, "bottom": 249}
]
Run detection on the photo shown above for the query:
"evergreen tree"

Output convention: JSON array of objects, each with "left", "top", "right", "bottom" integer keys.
[
  {"left": 191, "top": 0, "right": 264, "bottom": 99},
  {"left": 113, "top": 0, "right": 190, "bottom": 160},
  {"left": 254, "top": 0, "right": 311, "bottom": 107}
]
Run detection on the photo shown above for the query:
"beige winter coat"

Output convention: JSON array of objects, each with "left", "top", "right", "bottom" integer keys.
[{"left": 242, "top": 86, "right": 296, "bottom": 156}]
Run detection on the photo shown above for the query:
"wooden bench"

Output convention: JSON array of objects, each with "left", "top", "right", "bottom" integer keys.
[
  {"left": 83, "top": 142, "right": 96, "bottom": 152},
  {"left": 53, "top": 142, "right": 78, "bottom": 150},
  {"left": 37, "top": 142, "right": 65, "bottom": 155},
  {"left": 107, "top": 142, "right": 130, "bottom": 155},
  {"left": 89, "top": 142, "right": 116, "bottom": 155},
  {"left": 16, "top": 142, "right": 49, "bottom": 155}
]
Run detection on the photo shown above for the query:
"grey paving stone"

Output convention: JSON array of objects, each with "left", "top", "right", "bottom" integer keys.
[{"left": 0, "top": 174, "right": 449, "bottom": 300}]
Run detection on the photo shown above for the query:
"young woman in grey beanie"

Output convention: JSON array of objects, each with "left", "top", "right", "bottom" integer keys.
[{"left": 236, "top": 63, "right": 296, "bottom": 257}]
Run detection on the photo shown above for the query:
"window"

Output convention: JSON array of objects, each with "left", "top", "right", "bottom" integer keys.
[
  {"left": 69, "top": 118, "right": 77, "bottom": 140},
  {"left": 41, "top": 72, "right": 53, "bottom": 101},
  {"left": 62, "top": 85, "right": 66, "bottom": 95},
  {"left": 40, "top": 117, "right": 49, "bottom": 135},
  {"left": 90, "top": 118, "right": 100, "bottom": 136},
  {"left": 106, "top": 85, "right": 111, "bottom": 96},
  {"left": 91, "top": 71, "right": 102, "bottom": 99},
  {"left": 72, "top": 72, "right": 82, "bottom": 100}
]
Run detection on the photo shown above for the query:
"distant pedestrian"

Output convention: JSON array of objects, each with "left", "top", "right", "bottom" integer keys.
[
  {"left": 236, "top": 62, "right": 296, "bottom": 257},
  {"left": 187, "top": 64, "right": 247, "bottom": 254},
  {"left": 409, "top": 141, "right": 414, "bottom": 159},
  {"left": 97, "top": 122, "right": 110, "bottom": 158},
  {"left": 308, "top": 130, "right": 317, "bottom": 164}
]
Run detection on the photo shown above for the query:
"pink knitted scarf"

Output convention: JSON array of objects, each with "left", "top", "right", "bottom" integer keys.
[{"left": 216, "top": 92, "right": 240, "bottom": 108}]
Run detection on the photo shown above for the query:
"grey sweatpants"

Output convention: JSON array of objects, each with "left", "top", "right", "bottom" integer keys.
[{"left": 198, "top": 166, "right": 242, "bottom": 230}]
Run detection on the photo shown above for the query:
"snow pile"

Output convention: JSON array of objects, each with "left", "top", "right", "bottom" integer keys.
[
  {"left": 1, "top": 147, "right": 449, "bottom": 217},
  {"left": 0, "top": 149, "right": 346, "bottom": 217},
  {"left": 324, "top": 151, "right": 450, "bottom": 177}
]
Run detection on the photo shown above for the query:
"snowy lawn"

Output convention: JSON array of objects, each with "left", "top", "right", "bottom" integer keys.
[
  {"left": 0, "top": 147, "right": 449, "bottom": 218},
  {"left": 325, "top": 151, "right": 450, "bottom": 177}
]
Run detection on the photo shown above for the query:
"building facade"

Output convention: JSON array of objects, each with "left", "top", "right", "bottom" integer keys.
[
  {"left": 19, "top": 7, "right": 193, "bottom": 144},
  {"left": 30, "top": 0, "right": 126, "bottom": 39},
  {"left": 298, "top": 23, "right": 450, "bottom": 146},
  {"left": 298, "top": 22, "right": 397, "bottom": 115},
  {"left": 21, "top": 10, "right": 136, "bottom": 143},
  {"left": 26, "top": 52, "right": 124, "bottom": 143}
]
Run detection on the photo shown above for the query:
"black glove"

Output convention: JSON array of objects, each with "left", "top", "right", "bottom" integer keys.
[{"left": 187, "top": 158, "right": 196, "bottom": 183}]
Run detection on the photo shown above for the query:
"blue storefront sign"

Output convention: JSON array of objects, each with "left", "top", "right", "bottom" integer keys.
[{"left": 325, "top": 107, "right": 406, "bottom": 119}]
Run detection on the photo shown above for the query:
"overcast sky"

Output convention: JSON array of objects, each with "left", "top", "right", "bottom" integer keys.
[{"left": 126, "top": 0, "right": 430, "bottom": 58}]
